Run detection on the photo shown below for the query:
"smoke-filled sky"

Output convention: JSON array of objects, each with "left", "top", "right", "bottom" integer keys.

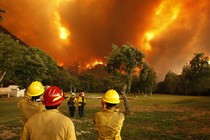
[{"left": 1, "top": 0, "right": 210, "bottom": 81}]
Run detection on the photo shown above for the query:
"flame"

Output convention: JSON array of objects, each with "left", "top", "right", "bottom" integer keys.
[
  {"left": 141, "top": 0, "right": 181, "bottom": 51},
  {"left": 58, "top": 62, "right": 64, "bottom": 66},
  {"left": 54, "top": 12, "right": 70, "bottom": 40},
  {"left": 59, "top": 26, "right": 69, "bottom": 40},
  {"left": 143, "top": 32, "right": 154, "bottom": 51},
  {"left": 52, "top": 0, "right": 71, "bottom": 41},
  {"left": 86, "top": 60, "right": 104, "bottom": 69},
  {"left": 145, "top": 32, "right": 154, "bottom": 41}
]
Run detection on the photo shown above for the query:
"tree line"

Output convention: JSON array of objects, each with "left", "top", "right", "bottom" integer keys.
[
  {"left": 1, "top": 26, "right": 210, "bottom": 96},
  {"left": 157, "top": 53, "right": 210, "bottom": 96}
]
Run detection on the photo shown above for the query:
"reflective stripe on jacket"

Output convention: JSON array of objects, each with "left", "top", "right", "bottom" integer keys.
[
  {"left": 21, "top": 109, "right": 76, "bottom": 140},
  {"left": 17, "top": 96, "right": 45, "bottom": 125},
  {"left": 93, "top": 108, "right": 125, "bottom": 140}
]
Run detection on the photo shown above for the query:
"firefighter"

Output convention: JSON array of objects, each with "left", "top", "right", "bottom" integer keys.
[
  {"left": 17, "top": 81, "right": 45, "bottom": 126},
  {"left": 77, "top": 92, "right": 86, "bottom": 118},
  {"left": 67, "top": 93, "right": 77, "bottom": 118},
  {"left": 93, "top": 89, "right": 125, "bottom": 140},
  {"left": 21, "top": 86, "right": 76, "bottom": 140}
]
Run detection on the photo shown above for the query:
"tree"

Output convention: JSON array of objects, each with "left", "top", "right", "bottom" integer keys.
[
  {"left": 163, "top": 71, "right": 179, "bottom": 94},
  {"left": 181, "top": 53, "right": 210, "bottom": 95},
  {"left": 53, "top": 66, "right": 75, "bottom": 92},
  {"left": 177, "top": 65, "right": 191, "bottom": 95},
  {"left": 138, "top": 63, "right": 157, "bottom": 95},
  {"left": 15, "top": 47, "right": 50, "bottom": 87},
  {"left": 29, "top": 47, "right": 59, "bottom": 85},
  {"left": 130, "top": 64, "right": 157, "bottom": 96},
  {"left": 78, "top": 73, "right": 100, "bottom": 92},
  {"left": 100, "top": 77, "right": 115, "bottom": 93},
  {"left": 105, "top": 43, "right": 145, "bottom": 114},
  {"left": 0, "top": 32, "right": 60, "bottom": 87},
  {"left": 0, "top": 32, "right": 29, "bottom": 86}
]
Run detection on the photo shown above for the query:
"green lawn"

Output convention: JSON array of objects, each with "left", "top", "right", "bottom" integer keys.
[{"left": 0, "top": 94, "right": 210, "bottom": 140}]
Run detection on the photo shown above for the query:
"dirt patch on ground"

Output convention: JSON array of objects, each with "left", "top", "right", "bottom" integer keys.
[
  {"left": 0, "top": 125, "right": 19, "bottom": 140},
  {"left": 0, "top": 130, "right": 18, "bottom": 140}
]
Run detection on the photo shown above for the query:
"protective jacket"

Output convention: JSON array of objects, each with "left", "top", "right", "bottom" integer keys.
[
  {"left": 21, "top": 109, "right": 76, "bottom": 140},
  {"left": 17, "top": 96, "right": 45, "bottom": 125},
  {"left": 67, "top": 96, "right": 77, "bottom": 106},
  {"left": 93, "top": 108, "right": 125, "bottom": 140},
  {"left": 77, "top": 96, "right": 86, "bottom": 106}
]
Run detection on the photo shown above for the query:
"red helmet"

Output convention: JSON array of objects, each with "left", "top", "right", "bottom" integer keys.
[{"left": 42, "top": 86, "right": 65, "bottom": 106}]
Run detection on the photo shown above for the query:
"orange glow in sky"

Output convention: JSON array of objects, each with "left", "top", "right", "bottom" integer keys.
[{"left": 141, "top": 0, "right": 181, "bottom": 52}]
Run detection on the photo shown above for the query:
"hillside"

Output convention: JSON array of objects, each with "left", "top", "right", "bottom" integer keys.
[
  {"left": 0, "top": 25, "right": 29, "bottom": 47},
  {"left": 81, "top": 64, "right": 110, "bottom": 78}
]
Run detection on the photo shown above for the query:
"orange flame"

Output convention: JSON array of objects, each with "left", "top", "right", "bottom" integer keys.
[
  {"left": 58, "top": 62, "right": 64, "bottom": 66},
  {"left": 141, "top": 0, "right": 181, "bottom": 51},
  {"left": 52, "top": 0, "right": 71, "bottom": 41},
  {"left": 86, "top": 60, "right": 104, "bottom": 69},
  {"left": 59, "top": 26, "right": 69, "bottom": 40},
  {"left": 54, "top": 12, "right": 70, "bottom": 40}
]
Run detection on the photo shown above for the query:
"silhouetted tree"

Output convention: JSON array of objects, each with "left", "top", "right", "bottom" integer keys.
[
  {"left": 78, "top": 73, "right": 100, "bottom": 92},
  {"left": 163, "top": 71, "right": 179, "bottom": 94},
  {"left": 105, "top": 43, "right": 145, "bottom": 114},
  {"left": 180, "top": 53, "right": 210, "bottom": 95},
  {"left": 138, "top": 64, "right": 157, "bottom": 95}
]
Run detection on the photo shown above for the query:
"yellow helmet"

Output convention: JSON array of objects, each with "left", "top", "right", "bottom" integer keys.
[
  {"left": 27, "top": 81, "right": 45, "bottom": 97},
  {"left": 103, "top": 89, "right": 120, "bottom": 104}
]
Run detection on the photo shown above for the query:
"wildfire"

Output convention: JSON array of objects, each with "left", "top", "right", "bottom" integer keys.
[
  {"left": 52, "top": 0, "right": 71, "bottom": 41},
  {"left": 145, "top": 32, "right": 154, "bottom": 41},
  {"left": 141, "top": 0, "right": 181, "bottom": 51},
  {"left": 59, "top": 26, "right": 69, "bottom": 40},
  {"left": 86, "top": 60, "right": 104, "bottom": 69},
  {"left": 58, "top": 62, "right": 64, "bottom": 66},
  {"left": 143, "top": 32, "right": 154, "bottom": 51},
  {"left": 54, "top": 12, "right": 70, "bottom": 40}
]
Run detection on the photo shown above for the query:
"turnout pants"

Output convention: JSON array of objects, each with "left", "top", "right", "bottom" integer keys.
[
  {"left": 69, "top": 106, "right": 75, "bottom": 117},
  {"left": 78, "top": 106, "right": 84, "bottom": 118}
]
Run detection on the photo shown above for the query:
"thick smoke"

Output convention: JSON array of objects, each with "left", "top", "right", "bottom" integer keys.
[
  {"left": 1, "top": 0, "right": 210, "bottom": 81},
  {"left": 147, "top": 0, "right": 210, "bottom": 80}
]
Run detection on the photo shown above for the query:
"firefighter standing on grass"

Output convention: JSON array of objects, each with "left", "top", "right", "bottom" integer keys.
[
  {"left": 93, "top": 89, "right": 125, "bottom": 140},
  {"left": 17, "top": 81, "right": 45, "bottom": 126},
  {"left": 67, "top": 93, "right": 77, "bottom": 117},
  {"left": 77, "top": 92, "right": 86, "bottom": 118},
  {"left": 21, "top": 86, "right": 76, "bottom": 140}
]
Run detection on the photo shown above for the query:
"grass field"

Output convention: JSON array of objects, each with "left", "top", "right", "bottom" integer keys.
[{"left": 0, "top": 94, "right": 210, "bottom": 140}]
